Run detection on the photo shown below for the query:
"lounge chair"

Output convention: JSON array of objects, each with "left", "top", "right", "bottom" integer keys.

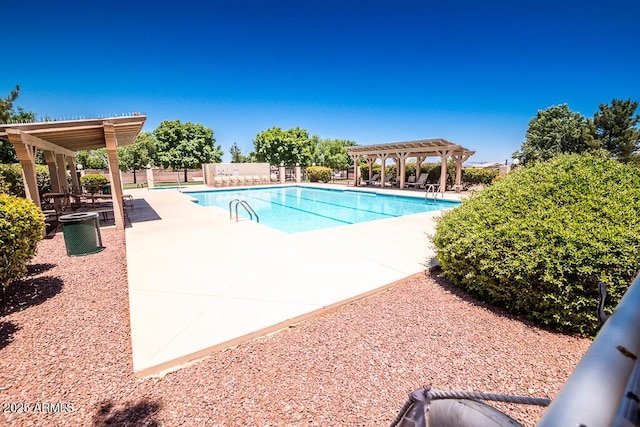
[
  {"left": 221, "top": 176, "right": 230, "bottom": 187},
  {"left": 229, "top": 175, "right": 239, "bottom": 186},
  {"left": 363, "top": 173, "right": 380, "bottom": 186},
  {"left": 213, "top": 176, "right": 223, "bottom": 188},
  {"left": 237, "top": 176, "right": 246, "bottom": 186},
  {"left": 253, "top": 176, "right": 261, "bottom": 185},
  {"left": 406, "top": 174, "right": 428, "bottom": 188},
  {"left": 383, "top": 175, "right": 395, "bottom": 187},
  {"left": 261, "top": 175, "right": 270, "bottom": 184}
]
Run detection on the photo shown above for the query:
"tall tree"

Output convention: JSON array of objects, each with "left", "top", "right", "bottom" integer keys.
[
  {"left": 253, "top": 127, "right": 313, "bottom": 166},
  {"left": 0, "top": 85, "right": 37, "bottom": 164},
  {"left": 75, "top": 149, "right": 108, "bottom": 170},
  {"left": 592, "top": 98, "right": 640, "bottom": 163},
  {"left": 154, "top": 120, "right": 222, "bottom": 181},
  {"left": 117, "top": 132, "right": 155, "bottom": 183},
  {"left": 311, "top": 137, "right": 355, "bottom": 170},
  {"left": 229, "top": 142, "right": 248, "bottom": 163},
  {"left": 513, "top": 104, "right": 597, "bottom": 165}
]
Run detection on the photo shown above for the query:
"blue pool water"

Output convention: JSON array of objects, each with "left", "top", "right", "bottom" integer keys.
[{"left": 188, "top": 186, "right": 459, "bottom": 234}]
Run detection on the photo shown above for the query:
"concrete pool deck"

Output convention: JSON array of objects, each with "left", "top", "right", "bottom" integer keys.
[{"left": 124, "top": 183, "right": 465, "bottom": 377}]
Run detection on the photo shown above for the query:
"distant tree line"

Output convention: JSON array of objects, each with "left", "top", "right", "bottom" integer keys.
[{"left": 514, "top": 99, "right": 640, "bottom": 165}]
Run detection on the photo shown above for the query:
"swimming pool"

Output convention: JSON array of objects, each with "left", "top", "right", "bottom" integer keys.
[{"left": 187, "top": 186, "right": 459, "bottom": 234}]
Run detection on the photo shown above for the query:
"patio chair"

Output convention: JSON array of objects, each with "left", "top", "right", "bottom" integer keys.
[
  {"left": 383, "top": 175, "right": 395, "bottom": 187},
  {"left": 406, "top": 174, "right": 428, "bottom": 188},
  {"left": 363, "top": 173, "right": 380, "bottom": 186}
]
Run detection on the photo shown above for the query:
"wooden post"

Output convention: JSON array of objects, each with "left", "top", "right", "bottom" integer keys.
[{"left": 104, "top": 122, "right": 125, "bottom": 231}]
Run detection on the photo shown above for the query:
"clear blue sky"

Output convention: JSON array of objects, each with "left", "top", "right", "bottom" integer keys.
[{"left": 3, "top": 0, "right": 639, "bottom": 163}]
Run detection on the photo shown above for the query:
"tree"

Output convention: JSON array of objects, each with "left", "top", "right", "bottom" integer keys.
[
  {"left": 117, "top": 132, "right": 155, "bottom": 183},
  {"left": 75, "top": 149, "right": 108, "bottom": 170},
  {"left": 0, "top": 85, "right": 37, "bottom": 164},
  {"left": 311, "top": 137, "right": 355, "bottom": 170},
  {"left": 513, "top": 104, "right": 598, "bottom": 165},
  {"left": 592, "top": 98, "right": 640, "bottom": 163},
  {"left": 229, "top": 142, "right": 249, "bottom": 163},
  {"left": 154, "top": 120, "right": 222, "bottom": 181},
  {"left": 253, "top": 127, "right": 313, "bottom": 166}
]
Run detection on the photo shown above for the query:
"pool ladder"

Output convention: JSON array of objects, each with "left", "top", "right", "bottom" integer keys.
[
  {"left": 229, "top": 199, "right": 259, "bottom": 223},
  {"left": 424, "top": 184, "right": 441, "bottom": 203}
]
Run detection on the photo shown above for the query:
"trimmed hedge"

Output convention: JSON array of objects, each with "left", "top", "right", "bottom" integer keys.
[
  {"left": 80, "top": 174, "right": 109, "bottom": 193},
  {"left": 0, "top": 193, "right": 45, "bottom": 290},
  {"left": 462, "top": 168, "right": 499, "bottom": 185},
  {"left": 306, "top": 166, "right": 332, "bottom": 183},
  {"left": 432, "top": 154, "right": 640, "bottom": 336}
]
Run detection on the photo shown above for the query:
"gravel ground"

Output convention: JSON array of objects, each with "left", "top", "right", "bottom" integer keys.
[{"left": 1, "top": 228, "right": 591, "bottom": 426}]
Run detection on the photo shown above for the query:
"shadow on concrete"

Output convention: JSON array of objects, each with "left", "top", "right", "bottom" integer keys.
[{"left": 94, "top": 198, "right": 162, "bottom": 228}]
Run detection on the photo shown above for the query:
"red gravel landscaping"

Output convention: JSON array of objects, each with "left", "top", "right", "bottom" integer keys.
[{"left": 0, "top": 228, "right": 591, "bottom": 426}]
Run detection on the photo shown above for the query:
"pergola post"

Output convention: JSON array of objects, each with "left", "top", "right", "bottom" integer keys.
[
  {"left": 68, "top": 156, "right": 81, "bottom": 194},
  {"left": 453, "top": 154, "right": 470, "bottom": 189},
  {"left": 397, "top": 152, "right": 409, "bottom": 189},
  {"left": 438, "top": 150, "right": 451, "bottom": 193},
  {"left": 55, "top": 153, "right": 68, "bottom": 193},
  {"left": 11, "top": 140, "right": 40, "bottom": 207},
  {"left": 104, "top": 122, "right": 125, "bottom": 231},
  {"left": 350, "top": 154, "right": 359, "bottom": 186},
  {"left": 380, "top": 154, "right": 389, "bottom": 187},
  {"left": 416, "top": 156, "right": 426, "bottom": 180},
  {"left": 43, "top": 150, "right": 62, "bottom": 193}
]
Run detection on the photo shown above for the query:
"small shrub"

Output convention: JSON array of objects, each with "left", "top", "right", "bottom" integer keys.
[
  {"left": 81, "top": 174, "right": 109, "bottom": 193},
  {"left": 462, "top": 168, "right": 499, "bottom": 185},
  {"left": 0, "top": 164, "right": 24, "bottom": 196},
  {"left": 306, "top": 166, "right": 332, "bottom": 183},
  {"left": 432, "top": 154, "right": 640, "bottom": 336},
  {"left": 0, "top": 193, "right": 45, "bottom": 291}
]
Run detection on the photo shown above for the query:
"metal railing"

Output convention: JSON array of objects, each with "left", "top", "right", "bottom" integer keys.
[
  {"left": 424, "top": 184, "right": 440, "bottom": 203},
  {"left": 228, "top": 199, "right": 259, "bottom": 223}
]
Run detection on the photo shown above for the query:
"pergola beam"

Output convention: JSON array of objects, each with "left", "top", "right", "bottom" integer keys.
[{"left": 5, "top": 128, "right": 75, "bottom": 157}]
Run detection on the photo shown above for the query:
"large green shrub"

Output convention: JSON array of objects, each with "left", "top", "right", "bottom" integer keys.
[
  {"left": 432, "top": 154, "right": 640, "bottom": 336},
  {"left": 305, "top": 166, "right": 332, "bottom": 183},
  {"left": 80, "top": 174, "right": 109, "bottom": 193},
  {"left": 0, "top": 164, "right": 52, "bottom": 196},
  {"left": 0, "top": 193, "right": 45, "bottom": 291}
]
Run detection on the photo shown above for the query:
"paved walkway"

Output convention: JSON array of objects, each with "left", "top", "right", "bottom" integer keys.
[{"left": 124, "top": 184, "right": 464, "bottom": 377}]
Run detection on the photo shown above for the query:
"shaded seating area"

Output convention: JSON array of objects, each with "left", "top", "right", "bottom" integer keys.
[
  {"left": 346, "top": 138, "right": 475, "bottom": 193},
  {"left": 0, "top": 115, "right": 146, "bottom": 231}
]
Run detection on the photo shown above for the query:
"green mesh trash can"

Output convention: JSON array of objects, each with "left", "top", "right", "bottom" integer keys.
[{"left": 59, "top": 212, "right": 104, "bottom": 256}]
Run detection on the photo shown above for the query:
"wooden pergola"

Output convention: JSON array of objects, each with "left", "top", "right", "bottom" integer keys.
[
  {"left": 346, "top": 138, "right": 475, "bottom": 192},
  {"left": 0, "top": 114, "right": 146, "bottom": 230}
]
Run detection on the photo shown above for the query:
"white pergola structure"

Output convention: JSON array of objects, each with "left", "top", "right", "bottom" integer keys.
[
  {"left": 346, "top": 138, "right": 475, "bottom": 192},
  {"left": 0, "top": 114, "right": 146, "bottom": 231}
]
